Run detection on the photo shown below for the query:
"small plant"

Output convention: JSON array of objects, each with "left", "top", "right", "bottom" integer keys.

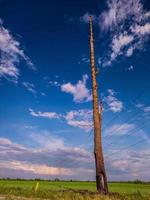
[{"left": 34, "top": 181, "right": 39, "bottom": 192}]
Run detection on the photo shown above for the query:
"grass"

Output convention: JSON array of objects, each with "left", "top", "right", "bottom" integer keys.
[{"left": 0, "top": 180, "right": 150, "bottom": 200}]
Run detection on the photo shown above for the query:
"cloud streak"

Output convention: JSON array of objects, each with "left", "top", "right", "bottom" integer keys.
[
  {"left": 29, "top": 109, "right": 60, "bottom": 119},
  {"left": 23, "top": 82, "right": 37, "bottom": 95},
  {"left": 106, "top": 123, "right": 135, "bottom": 136},
  {"left": 0, "top": 18, "right": 34, "bottom": 82}
]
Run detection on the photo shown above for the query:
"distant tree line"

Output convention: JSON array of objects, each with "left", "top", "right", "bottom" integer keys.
[{"left": 0, "top": 178, "right": 149, "bottom": 184}]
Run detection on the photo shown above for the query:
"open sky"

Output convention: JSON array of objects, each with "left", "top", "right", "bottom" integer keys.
[{"left": 0, "top": 0, "right": 150, "bottom": 181}]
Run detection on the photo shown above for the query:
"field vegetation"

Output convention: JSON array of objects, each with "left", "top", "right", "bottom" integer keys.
[{"left": 0, "top": 179, "right": 150, "bottom": 200}]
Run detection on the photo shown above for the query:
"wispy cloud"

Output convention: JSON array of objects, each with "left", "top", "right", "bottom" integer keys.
[
  {"left": 107, "top": 34, "right": 134, "bottom": 65},
  {"left": 132, "top": 23, "right": 150, "bottom": 36},
  {"left": 143, "top": 106, "right": 150, "bottom": 113},
  {"left": 128, "top": 65, "right": 134, "bottom": 71},
  {"left": 29, "top": 108, "right": 93, "bottom": 132},
  {"left": 106, "top": 123, "right": 135, "bottom": 136},
  {"left": 99, "top": 0, "right": 144, "bottom": 31},
  {"left": 105, "top": 89, "right": 123, "bottom": 112},
  {"left": 41, "top": 92, "right": 47, "bottom": 96},
  {"left": 22, "top": 82, "right": 37, "bottom": 95},
  {"left": 78, "top": 56, "right": 90, "bottom": 65},
  {"left": 65, "top": 109, "right": 92, "bottom": 131},
  {"left": 135, "top": 104, "right": 150, "bottom": 118},
  {"left": 49, "top": 80, "right": 60, "bottom": 87},
  {"left": 0, "top": 18, "right": 34, "bottom": 82},
  {"left": 98, "top": 0, "right": 150, "bottom": 66},
  {"left": 29, "top": 109, "right": 60, "bottom": 119},
  {"left": 61, "top": 74, "right": 92, "bottom": 103},
  {"left": 30, "top": 132, "right": 65, "bottom": 150}
]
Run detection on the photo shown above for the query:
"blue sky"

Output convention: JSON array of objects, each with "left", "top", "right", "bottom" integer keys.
[{"left": 0, "top": 0, "right": 150, "bottom": 181}]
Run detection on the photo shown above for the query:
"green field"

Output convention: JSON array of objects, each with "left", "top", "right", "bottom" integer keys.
[{"left": 0, "top": 180, "right": 150, "bottom": 200}]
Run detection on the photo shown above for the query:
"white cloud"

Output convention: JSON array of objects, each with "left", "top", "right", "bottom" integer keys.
[
  {"left": 1, "top": 135, "right": 150, "bottom": 181},
  {"left": 106, "top": 149, "right": 150, "bottom": 181},
  {"left": 103, "top": 32, "right": 136, "bottom": 66},
  {"left": 81, "top": 1, "right": 149, "bottom": 67},
  {"left": 105, "top": 89, "right": 123, "bottom": 112},
  {"left": 0, "top": 18, "right": 34, "bottom": 82},
  {"left": 110, "top": 33, "right": 134, "bottom": 62},
  {"left": 145, "top": 11, "right": 150, "bottom": 18},
  {"left": 29, "top": 108, "right": 93, "bottom": 131},
  {"left": 143, "top": 106, "right": 150, "bottom": 113},
  {"left": 136, "top": 103, "right": 144, "bottom": 108},
  {"left": 0, "top": 136, "right": 94, "bottom": 179},
  {"left": 0, "top": 160, "right": 73, "bottom": 176},
  {"left": 29, "top": 109, "right": 60, "bottom": 119},
  {"left": 99, "top": 0, "right": 143, "bottom": 31},
  {"left": 136, "top": 104, "right": 150, "bottom": 117},
  {"left": 111, "top": 159, "right": 129, "bottom": 171},
  {"left": 126, "top": 47, "right": 134, "bottom": 57},
  {"left": 106, "top": 123, "right": 135, "bottom": 136},
  {"left": 128, "top": 65, "right": 134, "bottom": 71},
  {"left": 41, "top": 92, "right": 47, "bottom": 96},
  {"left": 30, "top": 132, "right": 65, "bottom": 150},
  {"left": 132, "top": 23, "right": 150, "bottom": 36},
  {"left": 99, "top": 0, "right": 150, "bottom": 67},
  {"left": 78, "top": 56, "right": 90, "bottom": 65},
  {"left": 0, "top": 137, "right": 12, "bottom": 145},
  {"left": 65, "top": 109, "right": 93, "bottom": 131},
  {"left": 0, "top": 137, "right": 26, "bottom": 151},
  {"left": 22, "top": 82, "right": 37, "bottom": 95},
  {"left": 61, "top": 74, "right": 92, "bottom": 103},
  {"left": 49, "top": 80, "right": 60, "bottom": 87}
]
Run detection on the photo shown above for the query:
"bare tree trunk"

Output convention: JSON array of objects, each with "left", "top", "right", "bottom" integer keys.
[{"left": 89, "top": 16, "right": 108, "bottom": 194}]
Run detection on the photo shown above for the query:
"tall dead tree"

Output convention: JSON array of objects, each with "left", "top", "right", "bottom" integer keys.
[{"left": 89, "top": 16, "right": 108, "bottom": 194}]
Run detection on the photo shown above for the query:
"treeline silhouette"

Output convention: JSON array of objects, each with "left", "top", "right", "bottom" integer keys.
[{"left": 0, "top": 178, "right": 149, "bottom": 184}]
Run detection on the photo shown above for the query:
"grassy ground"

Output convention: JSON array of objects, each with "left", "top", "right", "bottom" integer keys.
[{"left": 0, "top": 180, "right": 150, "bottom": 200}]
